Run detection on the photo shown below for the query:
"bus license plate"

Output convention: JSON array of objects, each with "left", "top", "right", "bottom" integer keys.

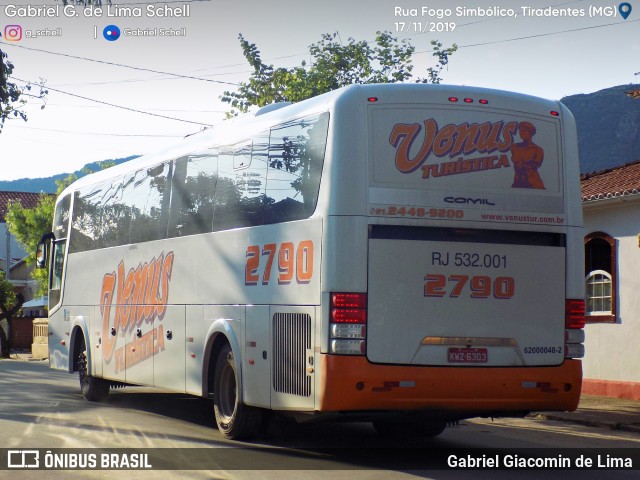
[{"left": 448, "top": 347, "right": 488, "bottom": 363}]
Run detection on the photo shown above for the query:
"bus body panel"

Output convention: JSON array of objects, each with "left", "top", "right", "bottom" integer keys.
[
  {"left": 185, "top": 304, "right": 205, "bottom": 396},
  {"left": 152, "top": 305, "right": 186, "bottom": 391},
  {"left": 319, "top": 355, "right": 582, "bottom": 414},
  {"left": 565, "top": 225, "right": 586, "bottom": 300},
  {"left": 367, "top": 101, "right": 567, "bottom": 225},
  {"left": 52, "top": 218, "right": 322, "bottom": 397},
  {"left": 60, "top": 219, "right": 323, "bottom": 309},
  {"left": 354, "top": 89, "right": 582, "bottom": 372},
  {"left": 244, "top": 305, "right": 271, "bottom": 407},
  {"left": 367, "top": 235, "right": 565, "bottom": 367}
]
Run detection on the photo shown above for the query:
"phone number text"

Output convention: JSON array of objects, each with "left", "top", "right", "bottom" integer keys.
[{"left": 370, "top": 206, "right": 464, "bottom": 219}]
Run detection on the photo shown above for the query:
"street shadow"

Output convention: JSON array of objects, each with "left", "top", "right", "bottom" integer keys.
[{"left": 4, "top": 359, "right": 632, "bottom": 478}]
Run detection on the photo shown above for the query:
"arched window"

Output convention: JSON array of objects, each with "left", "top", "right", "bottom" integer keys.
[
  {"left": 585, "top": 270, "right": 612, "bottom": 315},
  {"left": 584, "top": 232, "right": 616, "bottom": 323}
]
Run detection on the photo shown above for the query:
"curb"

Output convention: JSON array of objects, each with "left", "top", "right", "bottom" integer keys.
[
  {"left": 1, "top": 353, "right": 47, "bottom": 362},
  {"left": 528, "top": 412, "right": 640, "bottom": 434}
]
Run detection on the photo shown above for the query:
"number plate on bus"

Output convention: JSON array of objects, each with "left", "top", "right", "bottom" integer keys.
[{"left": 447, "top": 347, "right": 488, "bottom": 363}]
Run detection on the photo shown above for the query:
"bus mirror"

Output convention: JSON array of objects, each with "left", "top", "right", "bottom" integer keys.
[
  {"left": 36, "top": 242, "right": 47, "bottom": 269},
  {"left": 36, "top": 232, "right": 55, "bottom": 269}
]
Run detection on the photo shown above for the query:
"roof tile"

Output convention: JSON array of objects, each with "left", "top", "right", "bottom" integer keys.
[
  {"left": 581, "top": 160, "right": 640, "bottom": 202},
  {"left": 0, "top": 191, "right": 46, "bottom": 222}
]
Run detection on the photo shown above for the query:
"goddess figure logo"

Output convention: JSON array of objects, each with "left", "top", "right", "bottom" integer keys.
[
  {"left": 509, "top": 121, "right": 544, "bottom": 189},
  {"left": 389, "top": 119, "right": 545, "bottom": 189}
]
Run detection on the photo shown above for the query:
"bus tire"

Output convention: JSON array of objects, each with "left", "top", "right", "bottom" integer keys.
[
  {"left": 372, "top": 418, "right": 447, "bottom": 438},
  {"left": 213, "top": 343, "right": 262, "bottom": 440},
  {"left": 77, "top": 343, "right": 109, "bottom": 402}
]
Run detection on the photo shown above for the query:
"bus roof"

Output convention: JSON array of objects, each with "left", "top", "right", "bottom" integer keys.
[{"left": 58, "top": 83, "right": 567, "bottom": 200}]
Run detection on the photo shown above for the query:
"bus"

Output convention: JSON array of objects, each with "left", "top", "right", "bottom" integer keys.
[{"left": 38, "top": 83, "right": 585, "bottom": 440}]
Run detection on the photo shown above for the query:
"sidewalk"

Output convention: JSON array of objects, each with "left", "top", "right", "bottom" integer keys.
[
  {"left": 5, "top": 351, "right": 47, "bottom": 362},
  {"left": 529, "top": 394, "right": 640, "bottom": 434},
  {"left": 4, "top": 352, "right": 640, "bottom": 434}
]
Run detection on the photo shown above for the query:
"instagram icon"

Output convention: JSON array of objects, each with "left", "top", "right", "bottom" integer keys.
[{"left": 4, "top": 25, "right": 23, "bottom": 41}]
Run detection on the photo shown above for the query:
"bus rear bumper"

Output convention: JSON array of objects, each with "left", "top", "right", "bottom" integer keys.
[{"left": 318, "top": 355, "right": 582, "bottom": 416}]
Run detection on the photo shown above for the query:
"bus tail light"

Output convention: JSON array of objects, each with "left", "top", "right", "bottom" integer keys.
[
  {"left": 564, "top": 299, "right": 585, "bottom": 359},
  {"left": 330, "top": 293, "right": 367, "bottom": 355},
  {"left": 331, "top": 309, "right": 366, "bottom": 324},
  {"left": 565, "top": 299, "right": 585, "bottom": 329}
]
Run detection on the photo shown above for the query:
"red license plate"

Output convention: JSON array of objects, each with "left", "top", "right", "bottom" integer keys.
[{"left": 448, "top": 347, "right": 488, "bottom": 363}]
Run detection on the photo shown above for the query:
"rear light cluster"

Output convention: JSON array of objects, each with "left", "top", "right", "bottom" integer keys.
[
  {"left": 329, "top": 293, "right": 367, "bottom": 355},
  {"left": 446, "top": 96, "right": 560, "bottom": 117},
  {"left": 448, "top": 96, "right": 489, "bottom": 104},
  {"left": 564, "top": 299, "right": 585, "bottom": 359}
]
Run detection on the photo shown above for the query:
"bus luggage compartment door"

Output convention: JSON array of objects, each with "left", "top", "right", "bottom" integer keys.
[{"left": 366, "top": 226, "right": 566, "bottom": 367}]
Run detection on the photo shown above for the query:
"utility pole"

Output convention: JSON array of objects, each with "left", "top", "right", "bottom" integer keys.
[{"left": 4, "top": 229, "right": 9, "bottom": 281}]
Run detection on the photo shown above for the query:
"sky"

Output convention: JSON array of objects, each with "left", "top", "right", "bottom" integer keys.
[{"left": 0, "top": 0, "right": 638, "bottom": 182}]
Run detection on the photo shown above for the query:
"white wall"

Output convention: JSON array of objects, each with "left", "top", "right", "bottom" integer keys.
[{"left": 582, "top": 197, "right": 640, "bottom": 383}]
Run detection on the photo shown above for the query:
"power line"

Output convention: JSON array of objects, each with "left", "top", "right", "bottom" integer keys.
[
  {"left": 10, "top": 76, "right": 214, "bottom": 127},
  {"left": 50, "top": 69, "right": 247, "bottom": 88},
  {"left": 433, "top": 19, "right": 640, "bottom": 50},
  {"left": 0, "top": 41, "right": 239, "bottom": 86},
  {"left": 10, "top": 124, "right": 185, "bottom": 137},
  {"left": 45, "top": 102, "right": 226, "bottom": 113}
]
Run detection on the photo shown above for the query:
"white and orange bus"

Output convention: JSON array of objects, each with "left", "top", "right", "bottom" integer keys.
[{"left": 39, "top": 84, "right": 585, "bottom": 439}]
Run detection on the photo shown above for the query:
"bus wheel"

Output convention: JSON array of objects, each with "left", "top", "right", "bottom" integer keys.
[
  {"left": 213, "top": 344, "right": 262, "bottom": 440},
  {"left": 77, "top": 346, "right": 109, "bottom": 402},
  {"left": 372, "top": 418, "right": 447, "bottom": 438}
]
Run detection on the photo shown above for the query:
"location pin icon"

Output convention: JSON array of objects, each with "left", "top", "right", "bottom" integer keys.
[{"left": 619, "top": 2, "right": 632, "bottom": 19}]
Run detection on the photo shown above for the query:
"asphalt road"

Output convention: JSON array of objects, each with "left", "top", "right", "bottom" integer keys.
[{"left": 1, "top": 358, "right": 639, "bottom": 479}]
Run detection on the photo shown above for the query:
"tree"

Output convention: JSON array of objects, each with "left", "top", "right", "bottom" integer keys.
[
  {"left": 0, "top": 271, "right": 23, "bottom": 358},
  {"left": 5, "top": 194, "right": 55, "bottom": 297},
  {"left": 0, "top": 48, "right": 47, "bottom": 133},
  {"left": 221, "top": 31, "right": 457, "bottom": 116},
  {"left": 5, "top": 162, "right": 115, "bottom": 296}
]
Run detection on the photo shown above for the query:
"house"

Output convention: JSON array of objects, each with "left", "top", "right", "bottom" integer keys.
[
  {"left": 0, "top": 191, "right": 44, "bottom": 302},
  {"left": 581, "top": 161, "right": 640, "bottom": 400}
]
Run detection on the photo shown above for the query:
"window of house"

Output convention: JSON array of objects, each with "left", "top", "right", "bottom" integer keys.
[{"left": 584, "top": 232, "right": 616, "bottom": 322}]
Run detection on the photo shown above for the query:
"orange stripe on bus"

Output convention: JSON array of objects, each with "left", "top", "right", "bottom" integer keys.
[{"left": 318, "top": 355, "right": 581, "bottom": 413}]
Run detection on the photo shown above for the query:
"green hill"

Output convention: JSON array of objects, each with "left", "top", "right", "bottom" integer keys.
[
  {"left": 0, "top": 156, "right": 138, "bottom": 193},
  {"left": 561, "top": 84, "right": 640, "bottom": 173}
]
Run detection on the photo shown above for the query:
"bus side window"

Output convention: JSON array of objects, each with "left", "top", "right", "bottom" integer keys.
[
  {"left": 264, "top": 113, "right": 329, "bottom": 224},
  {"left": 48, "top": 239, "right": 66, "bottom": 308},
  {"left": 213, "top": 132, "right": 269, "bottom": 231},
  {"left": 49, "top": 193, "right": 71, "bottom": 309},
  {"left": 100, "top": 179, "right": 128, "bottom": 249},
  {"left": 169, "top": 150, "right": 218, "bottom": 238},
  {"left": 70, "top": 184, "right": 107, "bottom": 253},
  {"left": 129, "top": 162, "right": 171, "bottom": 243},
  {"left": 50, "top": 240, "right": 66, "bottom": 292}
]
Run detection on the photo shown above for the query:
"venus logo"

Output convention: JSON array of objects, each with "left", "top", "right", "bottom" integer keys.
[
  {"left": 99, "top": 252, "right": 174, "bottom": 363},
  {"left": 103, "top": 25, "right": 120, "bottom": 41}
]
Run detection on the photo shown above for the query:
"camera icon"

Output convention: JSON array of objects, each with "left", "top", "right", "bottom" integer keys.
[{"left": 4, "top": 25, "right": 23, "bottom": 41}]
